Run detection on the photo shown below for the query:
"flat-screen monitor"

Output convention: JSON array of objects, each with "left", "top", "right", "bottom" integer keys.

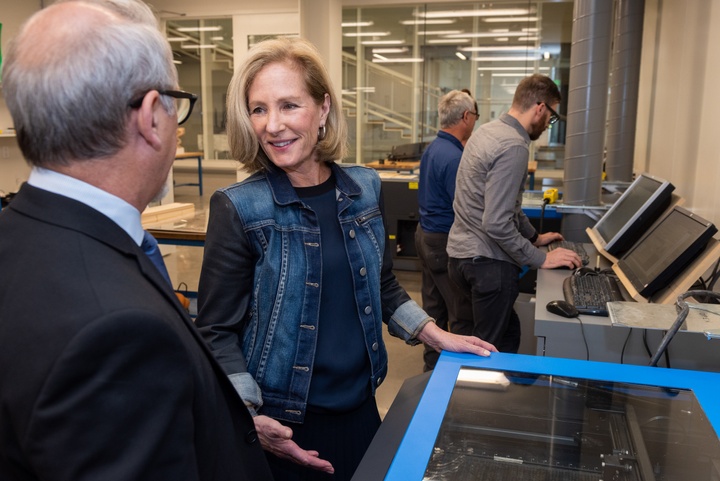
[
  {"left": 591, "top": 173, "right": 675, "bottom": 256},
  {"left": 616, "top": 206, "right": 717, "bottom": 298}
]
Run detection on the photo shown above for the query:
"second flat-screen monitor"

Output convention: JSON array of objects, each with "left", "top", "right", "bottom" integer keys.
[
  {"left": 616, "top": 206, "right": 717, "bottom": 298},
  {"left": 591, "top": 173, "right": 675, "bottom": 256}
]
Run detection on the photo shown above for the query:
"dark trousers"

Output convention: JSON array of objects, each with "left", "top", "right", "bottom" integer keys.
[
  {"left": 415, "top": 225, "right": 458, "bottom": 371},
  {"left": 266, "top": 396, "right": 381, "bottom": 481},
  {"left": 448, "top": 256, "right": 521, "bottom": 353}
]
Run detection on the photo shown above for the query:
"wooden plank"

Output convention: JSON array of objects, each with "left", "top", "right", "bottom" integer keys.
[{"left": 141, "top": 202, "right": 195, "bottom": 226}]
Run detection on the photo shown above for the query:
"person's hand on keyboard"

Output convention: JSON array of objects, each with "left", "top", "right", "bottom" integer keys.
[
  {"left": 532, "top": 231, "right": 564, "bottom": 247},
  {"left": 541, "top": 246, "right": 582, "bottom": 269}
]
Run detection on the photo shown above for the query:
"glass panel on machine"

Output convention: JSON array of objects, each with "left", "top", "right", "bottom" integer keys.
[{"left": 424, "top": 368, "right": 720, "bottom": 481}]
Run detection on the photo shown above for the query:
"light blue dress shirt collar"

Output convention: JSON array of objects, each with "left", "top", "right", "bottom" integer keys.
[{"left": 27, "top": 167, "right": 144, "bottom": 245}]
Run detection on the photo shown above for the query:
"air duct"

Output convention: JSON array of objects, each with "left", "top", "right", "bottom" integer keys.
[
  {"left": 605, "top": 0, "right": 645, "bottom": 182},
  {"left": 562, "top": 0, "right": 614, "bottom": 240}
]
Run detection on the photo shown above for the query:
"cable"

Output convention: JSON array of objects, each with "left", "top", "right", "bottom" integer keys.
[
  {"left": 574, "top": 314, "right": 590, "bottom": 361},
  {"left": 649, "top": 290, "right": 720, "bottom": 367},
  {"left": 539, "top": 199, "right": 547, "bottom": 234},
  {"left": 620, "top": 328, "right": 633, "bottom": 364}
]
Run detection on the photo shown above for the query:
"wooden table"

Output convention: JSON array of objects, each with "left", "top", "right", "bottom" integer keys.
[
  {"left": 367, "top": 160, "right": 420, "bottom": 173},
  {"left": 174, "top": 151, "right": 204, "bottom": 195}
]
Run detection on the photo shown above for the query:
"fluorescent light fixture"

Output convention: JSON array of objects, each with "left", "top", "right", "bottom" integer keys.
[
  {"left": 495, "top": 38, "right": 509, "bottom": 42},
  {"left": 426, "top": 38, "right": 471, "bottom": 44},
  {"left": 372, "top": 57, "right": 424, "bottom": 63},
  {"left": 177, "top": 26, "right": 222, "bottom": 32},
  {"left": 492, "top": 73, "right": 532, "bottom": 77},
  {"left": 417, "top": 8, "right": 530, "bottom": 19},
  {"left": 181, "top": 44, "right": 217, "bottom": 49},
  {"left": 477, "top": 66, "right": 550, "bottom": 71},
  {"left": 522, "top": 27, "right": 539, "bottom": 32},
  {"left": 373, "top": 53, "right": 388, "bottom": 61},
  {"left": 167, "top": 37, "right": 188, "bottom": 42},
  {"left": 471, "top": 55, "right": 542, "bottom": 61},
  {"left": 341, "top": 21, "right": 374, "bottom": 27},
  {"left": 483, "top": 17, "right": 539, "bottom": 23},
  {"left": 416, "top": 30, "right": 463, "bottom": 36},
  {"left": 400, "top": 19, "right": 455, "bottom": 25},
  {"left": 460, "top": 46, "right": 539, "bottom": 52},
  {"left": 361, "top": 39, "right": 404, "bottom": 46},
  {"left": 490, "top": 28, "right": 510, "bottom": 33},
  {"left": 455, "top": 52, "right": 467, "bottom": 60},
  {"left": 372, "top": 48, "right": 408, "bottom": 54},
  {"left": 210, "top": 36, "right": 224, "bottom": 41},
  {"left": 518, "top": 36, "right": 539, "bottom": 42},
  {"left": 172, "top": 60, "right": 182, "bottom": 65},
  {"left": 445, "top": 31, "right": 528, "bottom": 38},
  {"left": 343, "top": 31, "right": 391, "bottom": 37}
]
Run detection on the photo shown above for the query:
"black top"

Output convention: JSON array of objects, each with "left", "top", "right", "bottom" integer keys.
[{"left": 295, "top": 173, "right": 371, "bottom": 411}]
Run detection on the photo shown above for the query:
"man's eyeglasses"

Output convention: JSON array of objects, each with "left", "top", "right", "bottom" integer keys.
[
  {"left": 467, "top": 110, "right": 480, "bottom": 120},
  {"left": 128, "top": 89, "right": 198, "bottom": 125},
  {"left": 537, "top": 101, "right": 560, "bottom": 125}
]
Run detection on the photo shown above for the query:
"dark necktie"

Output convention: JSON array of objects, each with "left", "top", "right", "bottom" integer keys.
[{"left": 141, "top": 230, "right": 172, "bottom": 286}]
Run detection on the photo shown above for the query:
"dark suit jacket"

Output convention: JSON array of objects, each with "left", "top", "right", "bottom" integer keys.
[{"left": 0, "top": 184, "right": 273, "bottom": 481}]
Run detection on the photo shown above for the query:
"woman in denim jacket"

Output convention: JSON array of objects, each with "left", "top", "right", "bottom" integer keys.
[{"left": 196, "top": 37, "right": 497, "bottom": 481}]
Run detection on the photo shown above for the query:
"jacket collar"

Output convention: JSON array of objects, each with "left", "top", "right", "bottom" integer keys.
[
  {"left": 264, "top": 162, "right": 362, "bottom": 206},
  {"left": 8, "top": 183, "right": 186, "bottom": 317}
]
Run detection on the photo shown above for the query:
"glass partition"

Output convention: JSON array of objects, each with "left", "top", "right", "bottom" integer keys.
[
  {"left": 341, "top": 1, "right": 573, "bottom": 165},
  {"left": 166, "top": 18, "right": 233, "bottom": 160}
]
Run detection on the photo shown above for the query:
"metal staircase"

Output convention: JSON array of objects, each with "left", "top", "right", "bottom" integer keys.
[{"left": 341, "top": 52, "right": 441, "bottom": 163}]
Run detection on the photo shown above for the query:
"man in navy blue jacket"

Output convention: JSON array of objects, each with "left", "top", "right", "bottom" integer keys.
[{"left": 415, "top": 90, "right": 478, "bottom": 371}]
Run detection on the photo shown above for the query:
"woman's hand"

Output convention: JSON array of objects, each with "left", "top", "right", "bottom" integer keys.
[
  {"left": 253, "top": 415, "right": 335, "bottom": 474},
  {"left": 417, "top": 321, "right": 498, "bottom": 357}
]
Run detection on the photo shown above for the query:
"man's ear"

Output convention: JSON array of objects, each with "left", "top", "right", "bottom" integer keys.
[{"left": 135, "top": 90, "right": 164, "bottom": 150}]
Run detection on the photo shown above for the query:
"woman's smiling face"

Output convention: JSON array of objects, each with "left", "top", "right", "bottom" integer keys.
[{"left": 248, "top": 61, "right": 330, "bottom": 182}]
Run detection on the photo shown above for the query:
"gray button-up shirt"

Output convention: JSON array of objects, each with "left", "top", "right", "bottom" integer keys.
[{"left": 447, "top": 113, "right": 546, "bottom": 268}]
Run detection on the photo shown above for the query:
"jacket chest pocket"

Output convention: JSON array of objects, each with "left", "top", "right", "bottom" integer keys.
[{"left": 355, "top": 210, "right": 384, "bottom": 262}]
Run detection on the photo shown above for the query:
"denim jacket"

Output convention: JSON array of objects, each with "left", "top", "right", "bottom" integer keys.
[{"left": 196, "top": 162, "right": 432, "bottom": 423}]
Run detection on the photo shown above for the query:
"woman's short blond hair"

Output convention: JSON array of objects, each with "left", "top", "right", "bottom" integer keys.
[{"left": 227, "top": 37, "right": 348, "bottom": 173}]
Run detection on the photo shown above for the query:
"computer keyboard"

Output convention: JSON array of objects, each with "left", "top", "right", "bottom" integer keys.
[
  {"left": 548, "top": 240, "right": 590, "bottom": 266},
  {"left": 562, "top": 272, "right": 625, "bottom": 316}
]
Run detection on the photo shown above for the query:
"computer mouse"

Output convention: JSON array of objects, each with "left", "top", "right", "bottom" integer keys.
[{"left": 546, "top": 300, "right": 579, "bottom": 318}]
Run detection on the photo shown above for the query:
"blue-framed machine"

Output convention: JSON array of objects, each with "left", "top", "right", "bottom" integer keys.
[{"left": 380, "top": 352, "right": 720, "bottom": 481}]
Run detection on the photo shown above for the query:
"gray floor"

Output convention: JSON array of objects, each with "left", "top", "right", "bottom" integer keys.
[{"left": 167, "top": 168, "right": 424, "bottom": 418}]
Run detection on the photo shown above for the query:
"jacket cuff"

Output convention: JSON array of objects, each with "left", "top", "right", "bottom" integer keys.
[
  {"left": 228, "top": 372, "right": 263, "bottom": 415},
  {"left": 387, "top": 299, "right": 434, "bottom": 346}
]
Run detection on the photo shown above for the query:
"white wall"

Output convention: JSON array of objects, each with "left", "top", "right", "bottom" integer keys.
[{"left": 636, "top": 0, "right": 720, "bottom": 226}]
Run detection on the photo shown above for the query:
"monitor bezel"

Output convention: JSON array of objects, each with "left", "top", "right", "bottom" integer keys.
[
  {"left": 591, "top": 173, "right": 675, "bottom": 257},
  {"left": 616, "top": 206, "right": 717, "bottom": 298}
]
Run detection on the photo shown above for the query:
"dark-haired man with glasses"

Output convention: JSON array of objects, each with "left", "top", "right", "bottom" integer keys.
[
  {"left": 0, "top": 1, "right": 272, "bottom": 479},
  {"left": 447, "top": 74, "right": 581, "bottom": 353},
  {"left": 415, "top": 89, "right": 478, "bottom": 371}
]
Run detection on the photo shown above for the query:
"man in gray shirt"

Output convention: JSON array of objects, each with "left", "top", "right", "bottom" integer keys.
[{"left": 447, "top": 74, "right": 581, "bottom": 352}]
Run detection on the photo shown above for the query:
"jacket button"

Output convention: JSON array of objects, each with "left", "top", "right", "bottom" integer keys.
[
  {"left": 245, "top": 429, "right": 258, "bottom": 444},
  {"left": 364, "top": 306, "right": 372, "bottom": 315},
  {"left": 376, "top": 377, "right": 383, "bottom": 386},
  {"left": 372, "top": 342, "right": 378, "bottom": 351},
  {"left": 349, "top": 229, "right": 356, "bottom": 239},
  {"left": 359, "top": 267, "right": 367, "bottom": 276}
]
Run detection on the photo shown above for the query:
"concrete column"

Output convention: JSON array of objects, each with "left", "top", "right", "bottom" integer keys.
[{"left": 299, "top": 0, "right": 342, "bottom": 103}]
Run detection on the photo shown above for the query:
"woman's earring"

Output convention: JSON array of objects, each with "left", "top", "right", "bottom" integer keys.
[{"left": 318, "top": 124, "right": 327, "bottom": 141}]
